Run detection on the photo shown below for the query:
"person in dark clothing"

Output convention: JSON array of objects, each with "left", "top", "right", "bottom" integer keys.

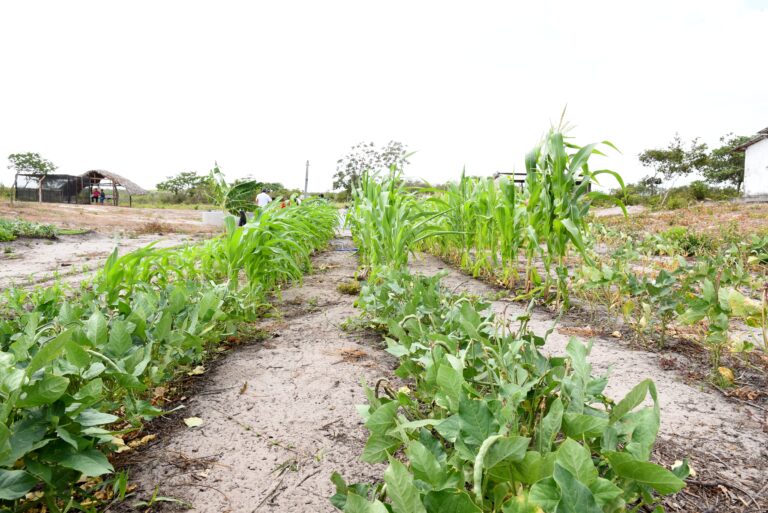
[{"left": 238, "top": 210, "right": 247, "bottom": 227}]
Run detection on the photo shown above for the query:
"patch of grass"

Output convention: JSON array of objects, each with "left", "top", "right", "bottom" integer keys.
[
  {"left": 57, "top": 228, "right": 91, "bottom": 235},
  {"left": 337, "top": 279, "right": 361, "bottom": 295}
]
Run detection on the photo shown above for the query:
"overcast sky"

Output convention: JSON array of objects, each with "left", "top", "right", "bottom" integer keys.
[{"left": 1, "top": 0, "right": 766, "bottom": 192}]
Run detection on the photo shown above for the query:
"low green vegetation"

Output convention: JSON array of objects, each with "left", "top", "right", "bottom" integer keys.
[
  {"left": 0, "top": 218, "right": 58, "bottom": 242},
  {"left": 336, "top": 126, "right": 690, "bottom": 512},
  {"left": 0, "top": 200, "right": 337, "bottom": 510}
]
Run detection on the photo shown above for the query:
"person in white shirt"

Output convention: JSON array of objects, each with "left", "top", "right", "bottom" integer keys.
[{"left": 255, "top": 189, "right": 272, "bottom": 207}]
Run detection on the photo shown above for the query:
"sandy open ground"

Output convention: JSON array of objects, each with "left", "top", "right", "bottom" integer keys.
[
  {"left": 0, "top": 201, "right": 218, "bottom": 235},
  {"left": 0, "top": 201, "right": 217, "bottom": 290}
]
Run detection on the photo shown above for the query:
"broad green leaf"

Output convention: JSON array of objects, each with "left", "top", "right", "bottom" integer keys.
[
  {"left": 384, "top": 457, "right": 426, "bottom": 513},
  {"left": 0, "top": 418, "right": 48, "bottom": 467},
  {"left": 535, "top": 397, "right": 563, "bottom": 453},
  {"left": 605, "top": 452, "right": 685, "bottom": 495},
  {"left": 17, "top": 374, "right": 70, "bottom": 407},
  {"left": 362, "top": 401, "right": 401, "bottom": 462},
  {"left": 423, "top": 489, "right": 481, "bottom": 513},
  {"left": 484, "top": 436, "right": 530, "bottom": 469},
  {"left": 64, "top": 339, "right": 91, "bottom": 369},
  {"left": 490, "top": 451, "right": 556, "bottom": 485},
  {"left": 0, "top": 469, "right": 37, "bottom": 500},
  {"left": 407, "top": 441, "right": 444, "bottom": 488},
  {"left": 86, "top": 311, "right": 108, "bottom": 345},
  {"left": 562, "top": 413, "right": 608, "bottom": 438},
  {"left": 26, "top": 330, "right": 71, "bottom": 377},
  {"left": 458, "top": 396, "right": 497, "bottom": 449},
  {"left": 344, "top": 493, "right": 388, "bottom": 513},
  {"left": 436, "top": 363, "right": 463, "bottom": 412},
  {"left": 589, "top": 477, "right": 623, "bottom": 506},
  {"left": 529, "top": 477, "right": 560, "bottom": 512},
  {"left": 555, "top": 438, "right": 597, "bottom": 485},
  {"left": 59, "top": 447, "right": 114, "bottom": 476},
  {"left": 610, "top": 379, "right": 655, "bottom": 423},
  {"left": 106, "top": 320, "right": 133, "bottom": 357},
  {"left": 76, "top": 409, "right": 119, "bottom": 427},
  {"left": 551, "top": 463, "right": 602, "bottom": 513}
]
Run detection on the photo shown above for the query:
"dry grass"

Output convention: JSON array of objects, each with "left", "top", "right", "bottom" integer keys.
[
  {"left": 599, "top": 201, "right": 768, "bottom": 237},
  {"left": 132, "top": 221, "right": 176, "bottom": 235}
]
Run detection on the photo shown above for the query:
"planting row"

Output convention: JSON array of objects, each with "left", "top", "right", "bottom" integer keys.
[
  {"left": 0, "top": 201, "right": 338, "bottom": 511},
  {"left": 337, "top": 141, "right": 688, "bottom": 511}
]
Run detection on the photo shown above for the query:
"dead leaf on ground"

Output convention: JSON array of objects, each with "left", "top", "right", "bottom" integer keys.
[
  {"left": 558, "top": 326, "right": 597, "bottom": 337},
  {"left": 187, "top": 365, "right": 205, "bottom": 376},
  {"left": 239, "top": 381, "right": 248, "bottom": 395},
  {"left": 184, "top": 417, "right": 204, "bottom": 428},
  {"left": 729, "top": 386, "right": 762, "bottom": 401},
  {"left": 128, "top": 434, "right": 157, "bottom": 449},
  {"left": 336, "top": 348, "right": 368, "bottom": 362}
]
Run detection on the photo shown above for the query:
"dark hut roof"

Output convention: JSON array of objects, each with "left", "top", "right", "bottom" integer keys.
[
  {"left": 733, "top": 127, "right": 768, "bottom": 152},
  {"left": 81, "top": 170, "right": 148, "bottom": 195}
]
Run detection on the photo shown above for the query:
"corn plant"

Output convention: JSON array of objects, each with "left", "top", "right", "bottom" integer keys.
[
  {"left": 347, "top": 171, "right": 454, "bottom": 275},
  {"left": 522, "top": 127, "right": 625, "bottom": 306}
]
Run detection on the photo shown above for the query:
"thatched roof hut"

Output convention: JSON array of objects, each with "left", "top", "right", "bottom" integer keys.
[{"left": 81, "top": 170, "right": 148, "bottom": 196}]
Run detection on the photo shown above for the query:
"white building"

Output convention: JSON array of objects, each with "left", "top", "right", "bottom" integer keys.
[{"left": 735, "top": 127, "right": 768, "bottom": 198}]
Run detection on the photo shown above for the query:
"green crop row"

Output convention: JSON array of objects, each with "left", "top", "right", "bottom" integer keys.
[
  {"left": 337, "top": 128, "right": 688, "bottom": 512},
  {"left": 0, "top": 200, "right": 337, "bottom": 511},
  {"left": 331, "top": 268, "right": 687, "bottom": 513}
]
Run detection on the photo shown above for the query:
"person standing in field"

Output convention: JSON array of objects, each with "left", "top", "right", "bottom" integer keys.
[{"left": 255, "top": 188, "right": 272, "bottom": 208}]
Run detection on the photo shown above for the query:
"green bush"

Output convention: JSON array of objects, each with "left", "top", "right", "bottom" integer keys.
[{"left": 689, "top": 181, "right": 708, "bottom": 201}]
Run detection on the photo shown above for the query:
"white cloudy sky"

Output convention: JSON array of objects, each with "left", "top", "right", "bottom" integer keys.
[{"left": 1, "top": 0, "right": 766, "bottom": 192}]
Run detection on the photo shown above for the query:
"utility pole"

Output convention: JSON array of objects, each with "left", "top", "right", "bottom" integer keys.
[{"left": 304, "top": 160, "right": 309, "bottom": 196}]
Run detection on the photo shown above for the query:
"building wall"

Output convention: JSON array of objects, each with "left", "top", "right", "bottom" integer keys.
[{"left": 744, "top": 138, "right": 768, "bottom": 196}]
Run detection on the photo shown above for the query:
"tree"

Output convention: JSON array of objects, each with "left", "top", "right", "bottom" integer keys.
[
  {"left": 333, "top": 141, "right": 409, "bottom": 192},
  {"left": 156, "top": 171, "right": 208, "bottom": 196},
  {"left": 638, "top": 134, "right": 708, "bottom": 181},
  {"left": 701, "top": 133, "right": 751, "bottom": 192},
  {"left": 7, "top": 152, "right": 57, "bottom": 176},
  {"left": 7, "top": 152, "right": 58, "bottom": 202}
]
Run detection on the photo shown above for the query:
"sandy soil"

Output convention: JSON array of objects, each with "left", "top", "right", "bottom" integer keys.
[
  {"left": 0, "top": 201, "right": 218, "bottom": 234},
  {"left": 592, "top": 204, "right": 647, "bottom": 217},
  {"left": 116, "top": 242, "right": 395, "bottom": 513},
  {"left": 0, "top": 201, "right": 219, "bottom": 291},
  {"left": 114, "top": 241, "right": 767, "bottom": 512}
]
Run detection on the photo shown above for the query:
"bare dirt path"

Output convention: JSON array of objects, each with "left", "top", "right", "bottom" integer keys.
[
  {"left": 410, "top": 253, "right": 768, "bottom": 511},
  {"left": 118, "top": 241, "right": 394, "bottom": 512}
]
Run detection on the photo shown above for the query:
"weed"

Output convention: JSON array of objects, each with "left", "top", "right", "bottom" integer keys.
[{"left": 337, "top": 279, "right": 361, "bottom": 295}]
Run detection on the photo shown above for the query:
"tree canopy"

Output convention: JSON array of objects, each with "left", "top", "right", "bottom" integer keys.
[
  {"left": 333, "top": 141, "right": 409, "bottom": 192},
  {"left": 7, "top": 152, "right": 57, "bottom": 176},
  {"left": 638, "top": 134, "right": 708, "bottom": 181},
  {"left": 701, "top": 133, "right": 751, "bottom": 192},
  {"left": 638, "top": 133, "right": 750, "bottom": 192},
  {"left": 156, "top": 171, "right": 210, "bottom": 195}
]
